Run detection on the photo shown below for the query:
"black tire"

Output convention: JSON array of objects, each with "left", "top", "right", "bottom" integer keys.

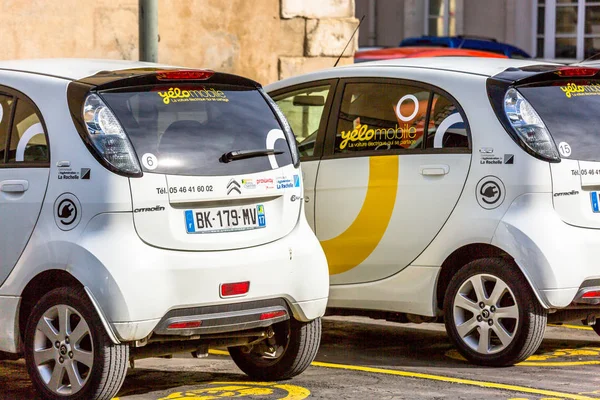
[
  {"left": 443, "top": 258, "right": 547, "bottom": 367},
  {"left": 24, "top": 286, "right": 129, "bottom": 400},
  {"left": 229, "top": 317, "right": 321, "bottom": 380}
]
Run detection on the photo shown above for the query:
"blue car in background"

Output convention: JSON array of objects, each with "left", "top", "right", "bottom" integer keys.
[{"left": 399, "top": 35, "right": 531, "bottom": 58}]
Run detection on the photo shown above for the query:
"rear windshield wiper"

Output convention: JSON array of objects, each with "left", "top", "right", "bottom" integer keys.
[{"left": 219, "top": 148, "right": 284, "bottom": 163}]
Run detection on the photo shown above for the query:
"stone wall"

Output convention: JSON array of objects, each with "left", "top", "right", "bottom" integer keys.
[{"left": 0, "top": 0, "right": 356, "bottom": 85}]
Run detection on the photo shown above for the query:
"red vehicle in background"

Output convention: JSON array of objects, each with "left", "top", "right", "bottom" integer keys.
[{"left": 354, "top": 46, "right": 508, "bottom": 63}]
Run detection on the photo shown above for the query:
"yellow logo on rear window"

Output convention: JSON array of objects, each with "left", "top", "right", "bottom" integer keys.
[{"left": 157, "top": 87, "right": 229, "bottom": 104}]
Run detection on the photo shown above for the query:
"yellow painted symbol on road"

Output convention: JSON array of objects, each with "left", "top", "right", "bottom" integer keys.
[
  {"left": 447, "top": 347, "right": 600, "bottom": 366},
  {"left": 158, "top": 381, "right": 310, "bottom": 400},
  {"left": 320, "top": 156, "right": 399, "bottom": 275}
]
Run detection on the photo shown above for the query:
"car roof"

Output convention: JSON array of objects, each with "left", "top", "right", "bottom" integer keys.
[
  {"left": 266, "top": 57, "right": 562, "bottom": 92},
  {"left": 354, "top": 46, "right": 507, "bottom": 61},
  {"left": 0, "top": 58, "right": 176, "bottom": 80}
]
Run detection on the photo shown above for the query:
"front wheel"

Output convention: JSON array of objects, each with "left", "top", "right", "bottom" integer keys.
[
  {"left": 229, "top": 317, "right": 321, "bottom": 380},
  {"left": 24, "top": 287, "right": 129, "bottom": 400},
  {"left": 444, "top": 258, "right": 547, "bottom": 367}
]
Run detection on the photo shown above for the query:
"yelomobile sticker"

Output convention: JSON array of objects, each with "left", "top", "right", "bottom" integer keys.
[
  {"left": 560, "top": 82, "right": 600, "bottom": 98},
  {"left": 157, "top": 87, "right": 229, "bottom": 104}
]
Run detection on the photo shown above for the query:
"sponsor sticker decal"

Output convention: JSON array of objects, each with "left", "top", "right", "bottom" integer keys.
[
  {"left": 277, "top": 178, "right": 294, "bottom": 189},
  {"left": 157, "top": 87, "right": 229, "bottom": 104},
  {"left": 560, "top": 82, "right": 600, "bottom": 98},
  {"left": 242, "top": 178, "right": 256, "bottom": 189},
  {"left": 293, "top": 174, "right": 300, "bottom": 187}
]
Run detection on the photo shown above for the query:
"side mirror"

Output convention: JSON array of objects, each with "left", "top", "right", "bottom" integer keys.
[{"left": 293, "top": 95, "right": 325, "bottom": 107}]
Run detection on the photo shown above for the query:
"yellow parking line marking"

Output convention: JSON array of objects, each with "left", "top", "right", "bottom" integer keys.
[
  {"left": 208, "top": 350, "right": 598, "bottom": 399},
  {"left": 518, "top": 360, "right": 600, "bottom": 367},
  {"left": 549, "top": 324, "right": 593, "bottom": 331},
  {"left": 310, "top": 362, "right": 598, "bottom": 400}
]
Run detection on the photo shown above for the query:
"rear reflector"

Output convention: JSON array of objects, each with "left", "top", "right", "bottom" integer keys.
[
  {"left": 555, "top": 67, "right": 599, "bottom": 77},
  {"left": 260, "top": 310, "right": 286, "bottom": 320},
  {"left": 220, "top": 281, "right": 250, "bottom": 297},
  {"left": 167, "top": 321, "right": 202, "bottom": 330},
  {"left": 156, "top": 70, "right": 214, "bottom": 81},
  {"left": 582, "top": 290, "right": 600, "bottom": 299}
]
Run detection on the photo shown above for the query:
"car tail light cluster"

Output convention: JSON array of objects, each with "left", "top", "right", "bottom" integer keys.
[
  {"left": 83, "top": 94, "right": 141, "bottom": 176},
  {"left": 503, "top": 88, "right": 560, "bottom": 162}
]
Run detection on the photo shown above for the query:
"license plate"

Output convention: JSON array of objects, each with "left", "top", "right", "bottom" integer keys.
[{"left": 185, "top": 204, "right": 266, "bottom": 233}]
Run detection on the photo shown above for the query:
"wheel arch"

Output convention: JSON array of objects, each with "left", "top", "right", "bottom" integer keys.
[
  {"left": 19, "top": 269, "right": 83, "bottom": 346},
  {"left": 18, "top": 269, "right": 120, "bottom": 349},
  {"left": 436, "top": 243, "right": 529, "bottom": 312}
]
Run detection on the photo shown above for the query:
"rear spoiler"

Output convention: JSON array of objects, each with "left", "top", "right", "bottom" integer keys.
[
  {"left": 490, "top": 65, "right": 600, "bottom": 86},
  {"left": 75, "top": 68, "right": 261, "bottom": 91}
]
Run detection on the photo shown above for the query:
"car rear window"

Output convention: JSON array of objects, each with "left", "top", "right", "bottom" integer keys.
[
  {"left": 100, "top": 84, "right": 292, "bottom": 176},
  {"left": 519, "top": 81, "right": 600, "bottom": 162}
]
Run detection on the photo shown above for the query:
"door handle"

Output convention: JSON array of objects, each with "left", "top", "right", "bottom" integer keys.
[
  {"left": 420, "top": 165, "right": 449, "bottom": 176},
  {"left": 0, "top": 179, "right": 29, "bottom": 193}
]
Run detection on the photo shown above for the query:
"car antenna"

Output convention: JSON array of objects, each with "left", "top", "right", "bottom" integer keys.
[
  {"left": 334, "top": 15, "right": 365, "bottom": 67},
  {"left": 574, "top": 52, "right": 600, "bottom": 65}
]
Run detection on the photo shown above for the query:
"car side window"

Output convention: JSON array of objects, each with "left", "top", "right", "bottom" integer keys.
[
  {"left": 0, "top": 95, "right": 14, "bottom": 163},
  {"left": 8, "top": 99, "right": 49, "bottom": 163},
  {"left": 334, "top": 82, "right": 429, "bottom": 154},
  {"left": 273, "top": 85, "right": 331, "bottom": 158},
  {"left": 425, "top": 93, "right": 469, "bottom": 149}
]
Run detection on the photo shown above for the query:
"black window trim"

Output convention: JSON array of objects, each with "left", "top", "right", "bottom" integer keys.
[
  {"left": 268, "top": 78, "right": 339, "bottom": 162},
  {"left": 321, "top": 77, "right": 472, "bottom": 160},
  {"left": 0, "top": 86, "right": 51, "bottom": 168}
]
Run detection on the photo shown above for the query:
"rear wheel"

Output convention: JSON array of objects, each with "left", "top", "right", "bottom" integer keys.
[
  {"left": 24, "top": 287, "right": 129, "bottom": 400},
  {"left": 444, "top": 258, "right": 547, "bottom": 366},
  {"left": 228, "top": 317, "right": 321, "bottom": 380}
]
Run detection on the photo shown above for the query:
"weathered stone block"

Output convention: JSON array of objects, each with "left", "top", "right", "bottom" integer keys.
[
  {"left": 278, "top": 56, "right": 353, "bottom": 80},
  {"left": 281, "top": 0, "right": 355, "bottom": 18},
  {"left": 306, "top": 18, "right": 359, "bottom": 57},
  {"left": 278, "top": 18, "right": 306, "bottom": 57}
]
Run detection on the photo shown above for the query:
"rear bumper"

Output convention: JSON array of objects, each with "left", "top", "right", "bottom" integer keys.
[
  {"left": 72, "top": 212, "right": 329, "bottom": 342},
  {"left": 493, "top": 193, "right": 600, "bottom": 308}
]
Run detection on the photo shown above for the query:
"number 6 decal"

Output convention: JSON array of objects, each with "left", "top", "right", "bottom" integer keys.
[{"left": 142, "top": 153, "right": 158, "bottom": 170}]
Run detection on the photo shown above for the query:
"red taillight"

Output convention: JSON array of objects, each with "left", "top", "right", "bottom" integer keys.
[
  {"left": 555, "top": 67, "right": 599, "bottom": 77},
  {"left": 220, "top": 281, "right": 250, "bottom": 297},
  {"left": 167, "top": 321, "right": 202, "bottom": 329},
  {"left": 156, "top": 70, "right": 214, "bottom": 80},
  {"left": 582, "top": 290, "right": 600, "bottom": 299},
  {"left": 260, "top": 310, "right": 286, "bottom": 320}
]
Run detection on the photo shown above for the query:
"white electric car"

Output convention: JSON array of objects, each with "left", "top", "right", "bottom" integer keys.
[
  {"left": 0, "top": 59, "right": 329, "bottom": 400},
  {"left": 267, "top": 57, "right": 600, "bottom": 367}
]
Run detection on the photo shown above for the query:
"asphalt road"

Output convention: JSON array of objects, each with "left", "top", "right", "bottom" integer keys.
[{"left": 3, "top": 316, "right": 600, "bottom": 399}]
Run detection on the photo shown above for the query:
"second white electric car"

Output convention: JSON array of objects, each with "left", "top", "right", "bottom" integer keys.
[
  {"left": 267, "top": 57, "right": 600, "bottom": 367},
  {"left": 0, "top": 59, "right": 329, "bottom": 400}
]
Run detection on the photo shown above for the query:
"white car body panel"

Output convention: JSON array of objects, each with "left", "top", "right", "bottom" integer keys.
[{"left": 0, "top": 61, "right": 329, "bottom": 353}]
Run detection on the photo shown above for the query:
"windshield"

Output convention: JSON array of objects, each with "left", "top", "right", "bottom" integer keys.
[
  {"left": 100, "top": 84, "right": 292, "bottom": 176},
  {"left": 519, "top": 81, "right": 600, "bottom": 162}
]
